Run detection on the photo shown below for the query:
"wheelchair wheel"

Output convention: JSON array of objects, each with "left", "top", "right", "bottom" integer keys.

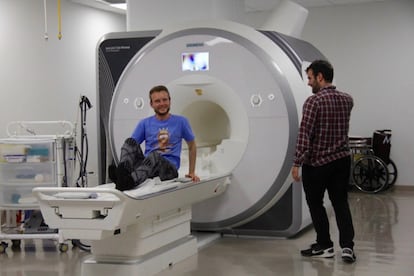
[
  {"left": 352, "top": 155, "right": 389, "bottom": 193},
  {"left": 383, "top": 159, "right": 398, "bottom": 189}
]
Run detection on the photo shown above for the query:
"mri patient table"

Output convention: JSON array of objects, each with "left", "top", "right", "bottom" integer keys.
[{"left": 33, "top": 174, "right": 230, "bottom": 275}]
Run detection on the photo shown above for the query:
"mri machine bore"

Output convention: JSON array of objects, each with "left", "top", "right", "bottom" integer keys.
[{"left": 34, "top": 20, "right": 326, "bottom": 274}]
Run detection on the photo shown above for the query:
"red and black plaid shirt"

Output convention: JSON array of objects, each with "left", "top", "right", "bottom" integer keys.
[{"left": 293, "top": 86, "right": 353, "bottom": 167}]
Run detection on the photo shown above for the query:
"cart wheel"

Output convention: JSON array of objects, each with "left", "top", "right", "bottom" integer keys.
[
  {"left": 59, "top": 243, "right": 69, "bottom": 253},
  {"left": 0, "top": 241, "right": 8, "bottom": 254},
  {"left": 384, "top": 159, "right": 398, "bottom": 189},
  {"left": 353, "top": 155, "right": 389, "bottom": 193},
  {"left": 11, "top": 239, "right": 21, "bottom": 248}
]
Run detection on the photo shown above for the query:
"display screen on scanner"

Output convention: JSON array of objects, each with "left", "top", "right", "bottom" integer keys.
[{"left": 181, "top": 52, "right": 209, "bottom": 71}]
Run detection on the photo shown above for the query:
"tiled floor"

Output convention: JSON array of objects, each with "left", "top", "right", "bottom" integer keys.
[{"left": 1, "top": 187, "right": 414, "bottom": 276}]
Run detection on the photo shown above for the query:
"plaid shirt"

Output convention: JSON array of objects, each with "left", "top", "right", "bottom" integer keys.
[{"left": 293, "top": 86, "right": 353, "bottom": 167}]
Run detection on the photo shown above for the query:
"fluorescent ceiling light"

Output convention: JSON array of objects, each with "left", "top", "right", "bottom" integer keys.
[{"left": 110, "top": 3, "right": 126, "bottom": 10}]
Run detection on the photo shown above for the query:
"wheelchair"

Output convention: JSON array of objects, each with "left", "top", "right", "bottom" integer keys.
[{"left": 349, "top": 130, "right": 398, "bottom": 193}]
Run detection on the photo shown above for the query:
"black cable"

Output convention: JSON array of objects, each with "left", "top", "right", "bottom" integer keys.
[
  {"left": 78, "top": 99, "right": 86, "bottom": 186},
  {"left": 62, "top": 138, "right": 67, "bottom": 187},
  {"left": 71, "top": 239, "right": 91, "bottom": 252},
  {"left": 71, "top": 96, "right": 93, "bottom": 251},
  {"left": 76, "top": 96, "right": 92, "bottom": 187}
]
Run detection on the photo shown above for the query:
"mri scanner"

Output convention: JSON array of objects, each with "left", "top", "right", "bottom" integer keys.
[{"left": 34, "top": 20, "right": 326, "bottom": 275}]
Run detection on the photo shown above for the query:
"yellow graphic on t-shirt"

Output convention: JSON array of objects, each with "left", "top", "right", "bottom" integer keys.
[{"left": 157, "top": 128, "right": 171, "bottom": 152}]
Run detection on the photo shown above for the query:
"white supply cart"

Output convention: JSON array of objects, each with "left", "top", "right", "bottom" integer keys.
[{"left": 0, "top": 121, "right": 76, "bottom": 253}]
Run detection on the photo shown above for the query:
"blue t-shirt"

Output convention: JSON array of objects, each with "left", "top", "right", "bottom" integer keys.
[{"left": 131, "top": 114, "right": 195, "bottom": 169}]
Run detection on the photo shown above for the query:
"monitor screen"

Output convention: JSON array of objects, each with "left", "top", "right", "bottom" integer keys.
[{"left": 181, "top": 52, "right": 209, "bottom": 71}]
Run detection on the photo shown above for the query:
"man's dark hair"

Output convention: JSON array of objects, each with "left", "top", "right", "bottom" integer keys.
[
  {"left": 149, "top": 85, "right": 170, "bottom": 103},
  {"left": 306, "top": 60, "right": 334, "bottom": 82}
]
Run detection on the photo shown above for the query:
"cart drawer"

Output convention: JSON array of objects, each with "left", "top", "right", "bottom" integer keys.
[
  {"left": 0, "top": 141, "right": 55, "bottom": 163},
  {"left": 0, "top": 162, "right": 56, "bottom": 184}
]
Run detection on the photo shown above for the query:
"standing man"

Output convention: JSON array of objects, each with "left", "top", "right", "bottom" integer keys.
[
  {"left": 115, "top": 85, "right": 200, "bottom": 191},
  {"left": 292, "top": 60, "right": 356, "bottom": 263}
]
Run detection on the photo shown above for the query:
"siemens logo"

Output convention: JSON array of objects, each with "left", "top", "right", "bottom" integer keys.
[
  {"left": 105, "top": 46, "right": 131, "bottom": 53},
  {"left": 186, "top": 43, "right": 204, "bottom": 48}
]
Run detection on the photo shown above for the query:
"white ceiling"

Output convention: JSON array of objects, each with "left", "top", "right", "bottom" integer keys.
[{"left": 74, "top": 0, "right": 390, "bottom": 14}]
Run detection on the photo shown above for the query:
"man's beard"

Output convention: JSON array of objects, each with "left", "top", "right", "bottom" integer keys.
[
  {"left": 155, "top": 107, "right": 170, "bottom": 116},
  {"left": 312, "top": 84, "right": 320, "bottom": 94}
]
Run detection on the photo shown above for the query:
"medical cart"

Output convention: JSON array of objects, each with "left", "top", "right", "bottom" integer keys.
[{"left": 0, "top": 121, "right": 76, "bottom": 253}]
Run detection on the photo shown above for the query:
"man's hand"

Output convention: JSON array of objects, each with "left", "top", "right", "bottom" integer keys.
[
  {"left": 185, "top": 173, "right": 200, "bottom": 182},
  {"left": 291, "top": 166, "right": 301, "bottom": 182}
]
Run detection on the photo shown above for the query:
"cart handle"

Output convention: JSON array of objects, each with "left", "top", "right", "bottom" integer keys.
[{"left": 7, "top": 120, "right": 75, "bottom": 138}]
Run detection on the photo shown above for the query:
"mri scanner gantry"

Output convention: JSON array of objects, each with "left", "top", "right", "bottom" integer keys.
[{"left": 102, "top": 20, "right": 325, "bottom": 236}]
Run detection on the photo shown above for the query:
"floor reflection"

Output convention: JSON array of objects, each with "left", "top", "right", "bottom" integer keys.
[
  {"left": 0, "top": 239, "right": 88, "bottom": 276},
  {"left": 1, "top": 188, "right": 414, "bottom": 276},
  {"left": 349, "top": 190, "right": 398, "bottom": 258}
]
